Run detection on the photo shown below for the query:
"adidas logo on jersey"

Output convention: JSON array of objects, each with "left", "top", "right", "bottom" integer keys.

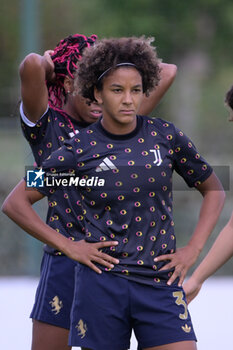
[{"left": 96, "top": 157, "right": 117, "bottom": 172}]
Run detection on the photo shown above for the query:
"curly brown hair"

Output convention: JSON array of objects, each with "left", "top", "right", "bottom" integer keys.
[
  {"left": 225, "top": 85, "right": 233, "bottom": 110},
  {"left": 75, "top": 36, "right": 161, "bottom": 101},
  {"left": 225, "top": 85, "right": 233, "bottom": 121}
]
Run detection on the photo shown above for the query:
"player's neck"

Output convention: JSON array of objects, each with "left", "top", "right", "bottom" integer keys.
[{"left": 62, "top": 104, "right": 82, "bottom": 122}]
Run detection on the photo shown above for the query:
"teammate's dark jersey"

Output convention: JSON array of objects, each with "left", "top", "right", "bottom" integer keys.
[
  {"left": 20, "top": 103, "right": 90, "bottom": 166},
  {"left": 20, "top": 104, "right": 90, "bottom": 254},
  {"left": 38, "top": 115, "right": 213, "bottom": 286}
]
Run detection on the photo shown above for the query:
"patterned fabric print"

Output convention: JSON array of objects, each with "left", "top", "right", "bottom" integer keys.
[
  {"left": 40, "top": 116, "right": 213, "bottom": 285},
  {"left": 21, "top": 108, "right": 90, "bottom": 253},
  {"left": 21, "top": 107, "right": 90, "bottom": 167}
]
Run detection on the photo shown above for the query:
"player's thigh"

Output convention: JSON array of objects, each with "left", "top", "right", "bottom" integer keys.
[
  {"left": 143, "top": 340, "right": 197, "bottom": 350},
  {"left": 31, "top": 319, "right": 71, "bottom": 350}
]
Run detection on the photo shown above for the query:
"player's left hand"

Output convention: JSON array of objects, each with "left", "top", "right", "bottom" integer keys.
[
  {"left": 183, "top": 277, "right": 202, "bottom": 304},
  {"left": 154, "top": 245, "right": 200, "bottom": 286}
]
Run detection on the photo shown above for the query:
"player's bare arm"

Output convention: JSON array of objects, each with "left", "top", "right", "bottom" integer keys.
[
  {"left": 2, "top": 179, "right": 119, "bottom": 274},
  {"left": 19, "top": 51, "right": 55, "bottom": 123},
  {"left": 184, "top": 211, "right": 233, "bottom": 303},
  {"left": 155, "top": 172, "right": 225, "bottom": 286},
  {"left": 139, "top": 62, "right": 177, "bottom": 115}
]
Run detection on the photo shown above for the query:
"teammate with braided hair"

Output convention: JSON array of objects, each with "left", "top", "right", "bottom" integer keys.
[
  {"left": 47, "top": 34, "right": 98, "bottom": 109},
  {"left": 9, "top": 34, "right": 176, "bottom": 350},
  {"left": 19, "top": 34, "right": 106, "bottom": 350}
]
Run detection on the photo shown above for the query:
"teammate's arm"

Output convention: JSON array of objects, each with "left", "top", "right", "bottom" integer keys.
[
  {"left": 139, "top": 63, "right": 177, "bottom": 116},
  {"left": 1, "top": 179, "right": 119, "bottom": 274},
  {"left": 183, "top": 212, "right": 233, "bottom": 303},
  {"left": 155, "top": 172, "right": 225, "bottom": 286},
  {"left": 19, "top": 50, "right": 55, "bottom": 123}
]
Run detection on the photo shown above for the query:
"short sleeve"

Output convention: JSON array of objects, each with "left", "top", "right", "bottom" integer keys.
[
  {"left": 173, "top": 127, "right": 213, "bottom": 187},
  {"left": 20, "top": 102, "right": 50, "bottom": 145}
]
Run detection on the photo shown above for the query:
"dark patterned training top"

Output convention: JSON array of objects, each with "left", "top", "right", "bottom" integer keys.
[
  {"left": 20, "top": 105, "right": 91, "bottom": 254},
  {"left": 38, "top": 115, "right": 213, "bottom": 286}
]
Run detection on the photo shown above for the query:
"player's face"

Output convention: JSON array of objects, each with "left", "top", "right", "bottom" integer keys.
[
  {"left": 67, "top": 93, "right": 102, "bottom": 124},
  {"left": 63, "top": 75, "right": 102, "bottom": 123},
  {"left": 95, "top": 67, "right": 143, "bottom": 134}
]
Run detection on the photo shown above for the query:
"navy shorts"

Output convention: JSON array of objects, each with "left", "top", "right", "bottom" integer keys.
[
  {"left": 30, "top": 252, "right": 77, "bottom": 329},
  {"left": 69, "top": 265, "right": 197, "bottom": 350}
]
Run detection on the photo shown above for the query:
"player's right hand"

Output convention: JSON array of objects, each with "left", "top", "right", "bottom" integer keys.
[
  {"left": 42, "top": 50, "right": 56, "bottom": 82},
  {"left": 64, "top": 239, "right": 119, "bottom": 274}
]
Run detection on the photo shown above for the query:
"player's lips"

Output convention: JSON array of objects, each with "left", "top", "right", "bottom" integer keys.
[
  {"left": 120, "top": 110, "right": 135, "bottom": 115},
  {"left": 89, "top": 110, "right": 102, "bottom": 118}
]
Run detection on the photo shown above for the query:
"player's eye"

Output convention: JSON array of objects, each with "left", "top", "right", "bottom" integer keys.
[
  {"left": 112, "top": 88, "right": 122, "bottom": 93},
  {"left": 133, "top": 88, "right": 142, "bottom": 93}
]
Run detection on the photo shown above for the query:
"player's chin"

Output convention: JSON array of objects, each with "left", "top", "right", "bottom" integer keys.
[
  {"left": 118, "top": 114, "right": 136, "bottom": 124},
  {"left": 87, "top": 115, "right": 102, "bottom": 123}
]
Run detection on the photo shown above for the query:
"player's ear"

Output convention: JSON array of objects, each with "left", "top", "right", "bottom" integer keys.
[
  {"left": 64, "top": 76, "right": 74, "bottom": 94},
  {"left": 94, "top": 87, "right": 103, "bottom": 105}
]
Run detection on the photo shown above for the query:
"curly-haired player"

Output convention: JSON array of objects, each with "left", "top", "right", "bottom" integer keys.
[
  {"left": 66, "top": 36, "right": 223, "bottom": 349},
  {"left": 76, "top": 36, "right": 160, "bottom": 101},
  {"left": 225, "top": 85, "right": 233, "bottom": 120},
  {"left": 5, "top": 34, "right": 177, "bottom": 350}
]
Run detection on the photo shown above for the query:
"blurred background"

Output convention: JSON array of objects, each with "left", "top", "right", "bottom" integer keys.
[
  {"left": 0, "top": 1, "right": 232, "bottom": 348},
  {"left": 1, "top": 0, "right": 232, "bottom": 276}
]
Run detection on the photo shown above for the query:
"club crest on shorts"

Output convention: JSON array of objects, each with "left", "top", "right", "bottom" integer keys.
[
  {"left": 76, "top": 319, "right": 88, "bottom": 338},
  {"left": 49, "top": 295, "right": 63, "bottom": 315}
]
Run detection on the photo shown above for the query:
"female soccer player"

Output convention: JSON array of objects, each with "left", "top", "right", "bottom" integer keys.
[
  {"left": 19, "top": 33, "right": 116, "bottom": 350},
  {"left": 3, "top": 36, "right": 225, "bottom": 350},
  {"left": 7, "top": 33, "right": 177, "bottom": 350},
  {"left": 183, "top": 85, "right": 233, "bottom": 304}
]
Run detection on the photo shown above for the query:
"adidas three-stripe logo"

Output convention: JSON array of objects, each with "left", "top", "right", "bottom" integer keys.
[{"left": 95, "top": 157, "right": 117, "bottom": 172}]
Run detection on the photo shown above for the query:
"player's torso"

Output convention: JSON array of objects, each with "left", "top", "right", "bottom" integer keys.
[
  {"left": 68, "top": 116, "right": 177, "bottom": 284},
  {"left": 22, "top": 108, "right": 91, "bottom": 252}
]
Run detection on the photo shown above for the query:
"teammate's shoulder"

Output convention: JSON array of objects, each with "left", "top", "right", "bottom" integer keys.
[
  {"left": 140, "top": 115, "right": 176, "bottom": 131},
  {"left": 48, "top": 107, "right": 66, "bottom": 119},
  {"left": 63, "top": 122, "right": 95, "bottom": 146}
]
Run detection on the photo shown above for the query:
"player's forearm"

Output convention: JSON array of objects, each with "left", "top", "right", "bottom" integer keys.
[
  {"left": 2, "top": 194, "right": 70, "bottom": 254},
  {"left": 187, "top": 189, "right": 225, "bottom": 257},
  {"left": 159, "top": 63, "right": 177, "bottom": 88},
  {"left": 191, "top": 217, "right": 233, "bottom": 284},
  {"left": 139, "top": 62, "right": 177, "bottom": 115},
  {"left": 19, "top": 53, "right": 51, "bottom": 122},
  {"left": 19, "top": 53, "right": 47, "bottom": 89},
  {"left": 20, "top": 53, "right": 53, "bottom": 82}
]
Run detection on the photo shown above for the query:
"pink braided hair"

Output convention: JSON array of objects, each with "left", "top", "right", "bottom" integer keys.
[{"left": 47, "top": 34, "right": 97, "bottom": 109}]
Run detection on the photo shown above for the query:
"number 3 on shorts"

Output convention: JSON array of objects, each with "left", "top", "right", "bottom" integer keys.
[{"left": 172, "top": 291, "right": 188, "bottom": 320}]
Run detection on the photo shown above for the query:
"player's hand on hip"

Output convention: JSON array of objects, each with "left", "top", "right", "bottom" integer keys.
[
  {"left": 65, "top": 239, "right": 119, "bottom": 274},
  {"left": 154, "top": 245, "right": 200, "bottom": 286},
  {"left": 183, "top": 276, "right": 202, "bottom": 304}
]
